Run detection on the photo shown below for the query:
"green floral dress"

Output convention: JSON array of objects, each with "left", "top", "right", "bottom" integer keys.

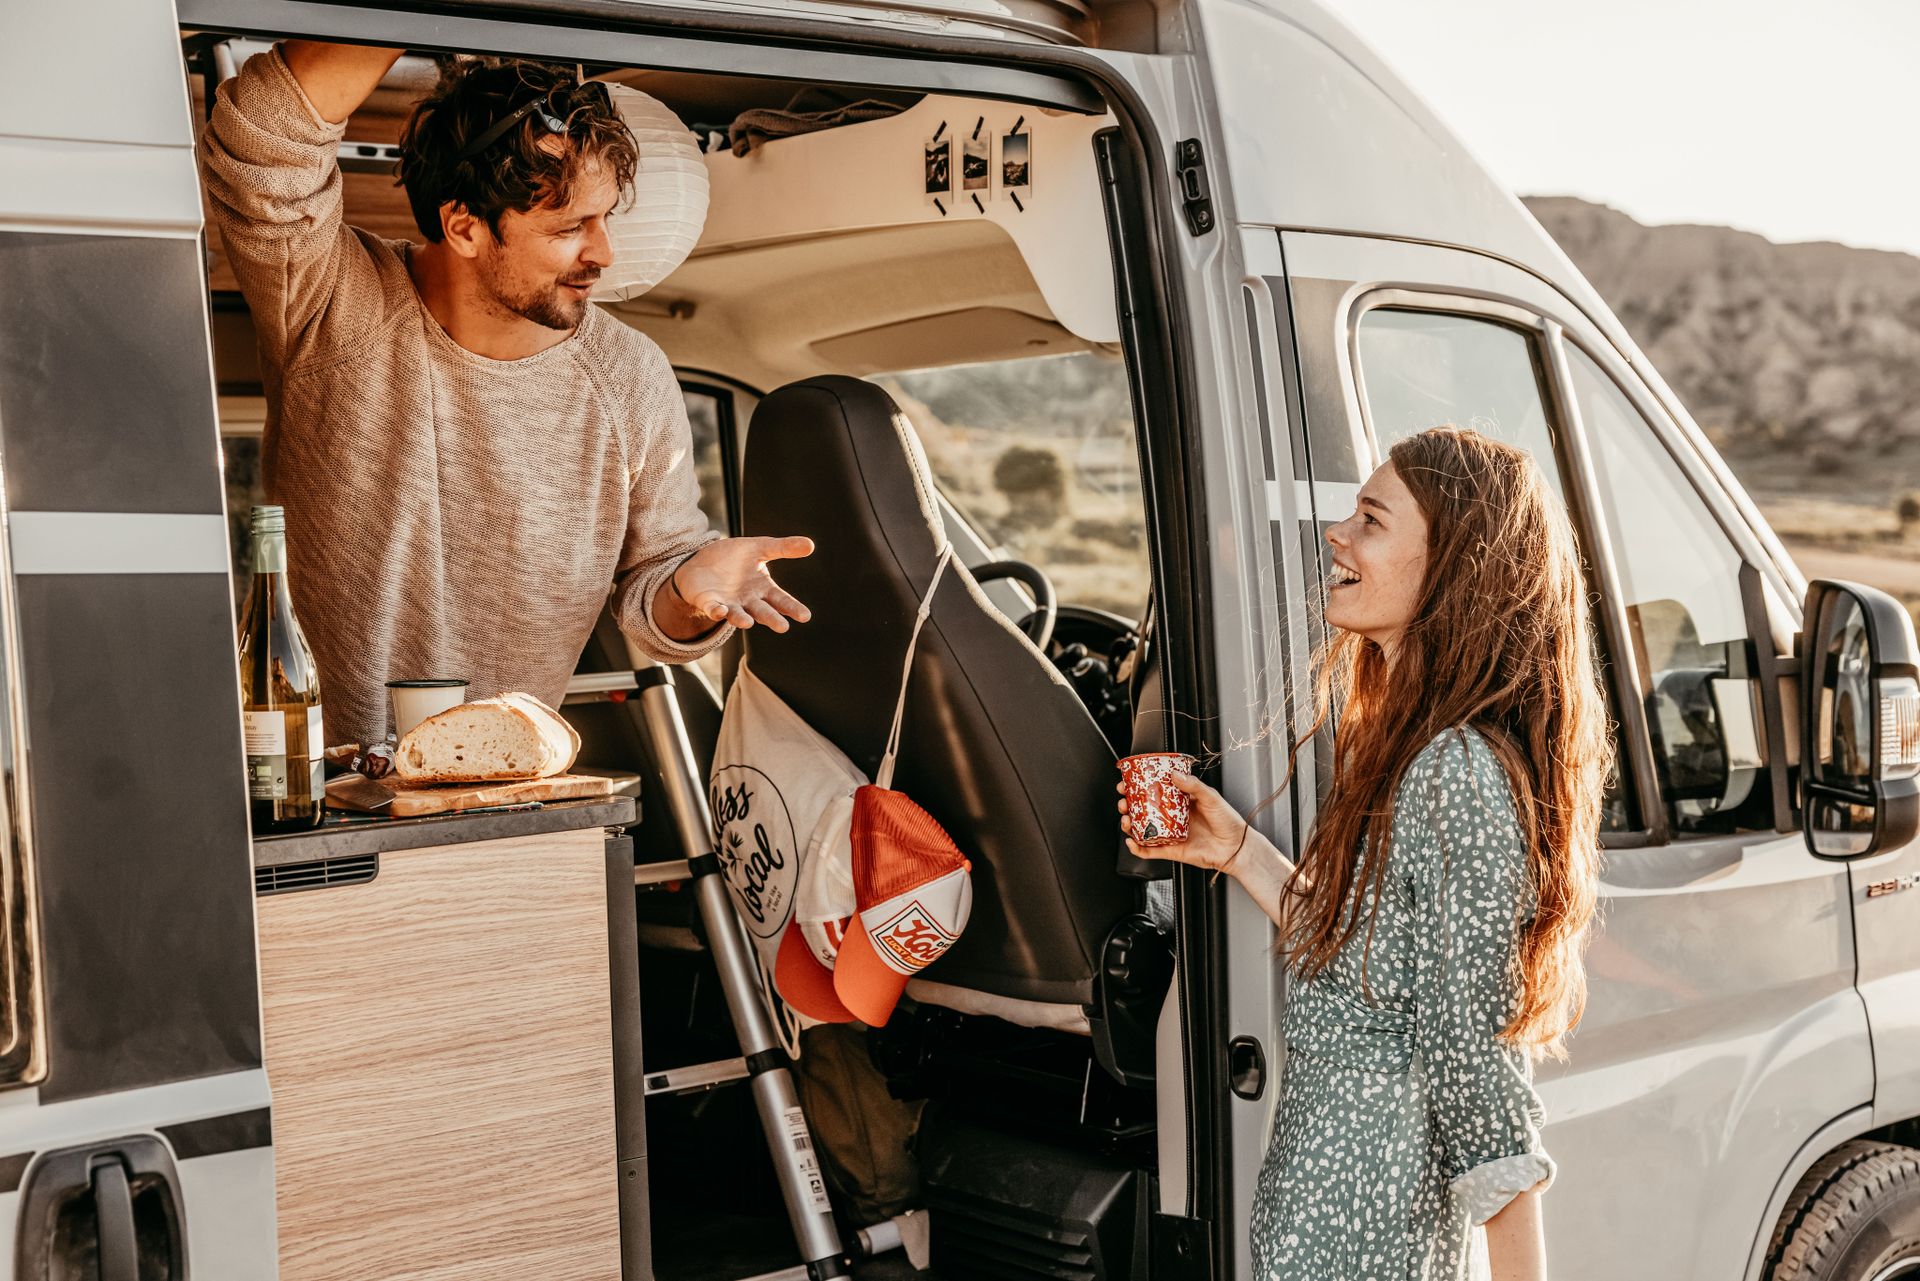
[{"left": 1249, "top": 729, "right": 1556, "bottom": 1281}]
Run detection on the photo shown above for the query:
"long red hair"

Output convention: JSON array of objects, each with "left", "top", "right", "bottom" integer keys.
[{"left": 1284, "top": 426, "right": 1609, "bottom": 1059}]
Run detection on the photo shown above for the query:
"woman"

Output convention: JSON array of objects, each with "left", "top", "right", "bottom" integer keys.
[{"left": 1124, "top": 426, "right": 1608, "bottom": 1280}]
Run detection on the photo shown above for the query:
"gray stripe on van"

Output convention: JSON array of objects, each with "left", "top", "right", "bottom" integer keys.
[
  {"left": 9, "top": 512, "right": 229, "bottom": 575},
  {"left": 0, "top": 1106, "right": 272, "bottom": 1194}
]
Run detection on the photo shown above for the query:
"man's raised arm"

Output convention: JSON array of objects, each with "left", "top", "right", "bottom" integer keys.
[
  {"left": 199, "top": 41, "right": 404, "bottom": 371},
  {"left": 279, "top": 42, "right": 403, "bottom": 125}
]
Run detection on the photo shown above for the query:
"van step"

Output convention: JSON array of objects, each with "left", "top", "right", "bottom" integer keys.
[
  {"left": 636, "top": 858, "right": 693, "bottom": 886},
  {"left": 646, "top": 1057, "right": 750, "bottom": 1097}
]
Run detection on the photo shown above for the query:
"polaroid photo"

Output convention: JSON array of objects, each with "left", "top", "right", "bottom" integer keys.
[
  {"left": 1001, "top": 130, "right": 1032, "bottom": 198},
  {"left": 962, "top": 134, "right": 990, "bottom": 195},
  {"left": 924, "top": 134, "right": 952, "bottom": 209}
]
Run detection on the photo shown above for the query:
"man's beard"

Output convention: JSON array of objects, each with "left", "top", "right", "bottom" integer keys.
[{"left": 481, "top": 257, "right": 599, "bottom": 331}]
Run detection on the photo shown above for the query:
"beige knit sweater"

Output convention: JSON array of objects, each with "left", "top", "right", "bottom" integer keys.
[{"left": 202, "top": 47, "right": 727, "bottom": 750}]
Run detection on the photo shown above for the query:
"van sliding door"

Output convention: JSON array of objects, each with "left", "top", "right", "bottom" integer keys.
[{"left": 0, "top": 4, "right": 278, "bottom": 1278}]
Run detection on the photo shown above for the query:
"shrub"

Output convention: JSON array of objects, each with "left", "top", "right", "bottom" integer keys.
[{"left": 993, "top": 445, "right": 1067, "bottom": 531}]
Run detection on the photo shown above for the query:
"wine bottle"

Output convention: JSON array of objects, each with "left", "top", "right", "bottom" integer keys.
[{"left": 237, "top": 505, "right": 324, "bottom": 833}]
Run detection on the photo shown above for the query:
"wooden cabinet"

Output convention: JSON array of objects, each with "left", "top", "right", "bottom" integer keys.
[{"left": 257, "top": 824, "right": 623, "bottom": 1281}]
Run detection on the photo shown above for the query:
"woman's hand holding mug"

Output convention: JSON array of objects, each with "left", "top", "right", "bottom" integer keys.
[
  {"left": 1116, "top": 770, "right": 1300, "bottom": 932},
  {"left": 1116, "top": 771, "right": 1251, "bottom": 875}
]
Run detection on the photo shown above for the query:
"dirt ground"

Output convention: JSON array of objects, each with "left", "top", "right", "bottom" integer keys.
[
  {"left": 1755, "top": 490, "right": 1920, "bottom": 620},
  {"left": 1781, "top": 543, "right": 1920, "bottom": 599}
]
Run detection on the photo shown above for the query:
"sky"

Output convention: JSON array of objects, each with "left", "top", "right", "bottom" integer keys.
[{"left": 1318, "top": 0, "right": 1920, "bottom": 257}]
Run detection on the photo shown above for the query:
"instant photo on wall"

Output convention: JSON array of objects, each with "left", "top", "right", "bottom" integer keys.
[
  {"left": 1001, "top": 129, "right": 1032, "bottom": 204},
  {"left": 924, "top": 131, "right": 952, "bottom": 212},
  {"left": 962, "top": 132, "right": 990, "bottom": 196}
]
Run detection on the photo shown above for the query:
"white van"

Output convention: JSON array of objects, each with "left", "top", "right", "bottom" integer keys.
[{"left": 3, "top": 1, "right": 1918, "bottom": 1279}]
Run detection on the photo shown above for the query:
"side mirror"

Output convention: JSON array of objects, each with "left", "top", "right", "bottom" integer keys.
[{"left": 1801, "top": 579, "right": 1920, "bottom": 857}]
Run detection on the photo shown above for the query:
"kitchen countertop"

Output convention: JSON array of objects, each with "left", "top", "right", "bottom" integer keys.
[{"left": 253, "top": 796, "right": 638, "bottom": 868}]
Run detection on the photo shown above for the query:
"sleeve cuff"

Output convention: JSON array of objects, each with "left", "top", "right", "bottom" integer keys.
[
  {"left": 255, "top": 46, "right": 349, "bottom": 146},
  {"left": 624, "top": 544, "right": 736, "bottom": 663},
  {"left": 1451, "top": 1151, "right": 1555, "bottom": 1226}
]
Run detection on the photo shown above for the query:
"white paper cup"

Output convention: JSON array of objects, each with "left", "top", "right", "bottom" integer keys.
[{"left": 387, "top": 680, "right": 467, "bottom": 740}]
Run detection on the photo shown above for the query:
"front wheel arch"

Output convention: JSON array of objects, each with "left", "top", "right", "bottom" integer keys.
[{"left": 1764, "top": 1140, "right": 1920, "bottom": 1280}]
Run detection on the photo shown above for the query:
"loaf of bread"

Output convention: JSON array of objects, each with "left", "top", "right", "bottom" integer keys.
[{"left": 393, "top": 692, "right": 581, "bottom": 784}]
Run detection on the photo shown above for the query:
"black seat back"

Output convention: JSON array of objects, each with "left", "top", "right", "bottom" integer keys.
[{"left": 741, "top": 376, "right": 1134, "bottom": 1009}]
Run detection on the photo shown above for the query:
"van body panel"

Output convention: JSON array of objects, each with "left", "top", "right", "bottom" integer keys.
[
  {"left": 179, "top": 0, "right": 1105, "bottom": 112},
  {"left": 0, "top": 141, "right": 205, "bottom": 239},
  {"left": 0, "top": 4, "right": 194, "bottom": 149},
  {"left": 599, "top": 0, "right": 1097, "bottom": 44},
  {"left": 1544, "top": 833, "right": 1867, "bottom": 1281},
  {"left": 177, "top": 1146, "right": 282, "bottom": 1278},
  {"left": 0, "top": 1071, "right": 278, "bottom": 1277},
  {"left": 0, "top": 5, "right": 279, "bottom": 1275},
  {"left": 0, "top": 1, "right": 202, "bottom": 231},
  {"left": 1188, "top": 0, "right": 1647, "bottom": 371},
  {"left": 1847, "top": 841, "right": 1920, "bottom": 1126},
  {"left": 1740, "top": 1104, "right": 1877, "bottom": 1281},
  {"left": 1182, "top": 220, "right": 1308, "bottom": 1269}
]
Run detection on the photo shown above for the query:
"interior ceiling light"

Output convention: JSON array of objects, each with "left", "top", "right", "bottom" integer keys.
[{"left": 592, "top": 84, "right": 710, "bottom": 303}]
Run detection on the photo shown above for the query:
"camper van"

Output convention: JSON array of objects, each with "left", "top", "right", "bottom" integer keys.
[{"left": 3, "top": 0, "right": 1920, "bottom": 1278}]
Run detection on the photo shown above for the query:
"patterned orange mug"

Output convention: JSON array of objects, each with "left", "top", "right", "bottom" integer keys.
[{"left": 1119, "top": 752, "right": 1196, "bottom": 847}]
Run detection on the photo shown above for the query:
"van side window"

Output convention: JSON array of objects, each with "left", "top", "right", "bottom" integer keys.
[
  {"left": 1353, "top": 307, "right": 1637, "bottom": 832},
  {"left": 1572, "top": 347, "right": 1772, "bottom": 837},
  {"left": 680, "top": 385, "right": 732, "bottom": 536},
  {"left": 1355, "top": 309, "right": 1565, "bottom": 502}
]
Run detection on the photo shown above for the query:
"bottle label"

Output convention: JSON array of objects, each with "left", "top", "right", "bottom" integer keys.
[
  {"left": 307, "top": 705, "right": 325, "bottom": 759},
  {"left": 248, "top": 753, "right": 289, "bottom": 801},
  {"left": 244, "top": 710, "right": 286, "bottom": 755},
  {"left": 244, "top": 710, "right": 290, "bottom": 801}
]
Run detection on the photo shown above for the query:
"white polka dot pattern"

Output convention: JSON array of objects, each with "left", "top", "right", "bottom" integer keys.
[{"left": 1249, "top": 728, "right": 1556, "bottom": 1280}]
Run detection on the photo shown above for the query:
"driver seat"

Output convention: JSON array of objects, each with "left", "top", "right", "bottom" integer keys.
[{"left": 740, "top": 376, "right": 1136, "bottom": 1021}]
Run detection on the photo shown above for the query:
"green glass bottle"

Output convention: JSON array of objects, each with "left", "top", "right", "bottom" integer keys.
[{"left": 237, "top": 506, "right": 324, "bottom": 833}]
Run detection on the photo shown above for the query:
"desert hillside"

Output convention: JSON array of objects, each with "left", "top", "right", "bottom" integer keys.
[
  {"left": 1524, "top": 196, "right": 1920, "bottom": 607},
  {"left": 1525, "top": 195, "right": 1920, "bottom": 498}
]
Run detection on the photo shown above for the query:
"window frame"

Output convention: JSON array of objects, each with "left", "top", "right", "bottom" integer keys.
[
  {"left": 676, "top": 377, "right": 745, "bottom": 538},
  {"left": 1339, "top": 283, "right": 1803, "bottom": 847},
  {"left": 0, "top": 504, "right": 46, "bottom": 1089},
  {"left": 1555, "top": 332, "right": 1798, "bottom": 839},
  {"left": 1342, "top": 288, "right": 1669, "bottom": 845}
]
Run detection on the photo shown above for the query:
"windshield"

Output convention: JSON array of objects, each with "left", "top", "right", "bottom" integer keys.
[{"left": 876, "top": 352, "right": 1147, "bottom": 618}]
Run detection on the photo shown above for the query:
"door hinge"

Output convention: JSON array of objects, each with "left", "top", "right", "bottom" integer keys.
[{"left": 1174, "top": 139, "right": 1216, "bottom": 237}]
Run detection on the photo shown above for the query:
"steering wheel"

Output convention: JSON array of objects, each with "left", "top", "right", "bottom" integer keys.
[{"left": 971, "top": 559, "right": 1058, "bottom": 651}]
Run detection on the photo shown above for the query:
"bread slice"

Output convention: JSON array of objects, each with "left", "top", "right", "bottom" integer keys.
[{"left": 393, "top": 692, "right": 581, "bottom": 785}]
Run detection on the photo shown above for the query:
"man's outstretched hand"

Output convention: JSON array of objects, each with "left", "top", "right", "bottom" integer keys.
[{"left": 654, "top": 536, "right": 815, "bottom": 641}]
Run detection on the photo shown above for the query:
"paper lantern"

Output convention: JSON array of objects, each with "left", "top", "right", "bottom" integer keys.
[{"left": 591, "top": 84, "right": 710, "bottom": 303}]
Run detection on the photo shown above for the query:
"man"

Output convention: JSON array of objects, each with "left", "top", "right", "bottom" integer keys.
[{"left": 202, "top": 42, "right": 810, "bottom": 748}]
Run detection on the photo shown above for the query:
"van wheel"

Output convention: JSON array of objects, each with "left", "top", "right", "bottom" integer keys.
[{"left": 1767, "top": 1141, "right": 1920, "bottom": 1280}]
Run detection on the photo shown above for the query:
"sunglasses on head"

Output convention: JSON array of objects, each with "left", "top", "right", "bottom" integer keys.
[{"left": 457, "top": 80, "right": 611, "bottom": 162}]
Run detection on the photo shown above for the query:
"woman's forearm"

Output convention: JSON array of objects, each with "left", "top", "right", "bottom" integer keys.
[
  {"left": 1484, "top": 1186, "right": 1547, "bottom": 1281},
  {"left": 1227, "top": 825, "right": 1297, "bottom": 932}
]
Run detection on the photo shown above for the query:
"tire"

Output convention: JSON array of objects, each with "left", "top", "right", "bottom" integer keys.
[{"left": 1767, "top": 1141, "right": 1920, "bottom": 1280}]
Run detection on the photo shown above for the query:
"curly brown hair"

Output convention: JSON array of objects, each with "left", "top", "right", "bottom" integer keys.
[{"left": 395, "top": 58, "right": 638, "bottom": 243}]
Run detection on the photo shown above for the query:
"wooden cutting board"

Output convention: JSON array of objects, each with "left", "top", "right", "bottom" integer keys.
[{"left": 326, "top": 773, "right": 616, "bottom": 818}]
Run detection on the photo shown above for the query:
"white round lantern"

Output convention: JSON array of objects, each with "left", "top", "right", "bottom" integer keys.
[{"left": 591, "top": 84, "right": 709, "bottom": 303}]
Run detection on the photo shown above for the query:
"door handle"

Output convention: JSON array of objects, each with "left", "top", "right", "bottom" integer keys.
[
  {"left": 1227, "top": 1036, "right": 1267, "bottom": 1100},
  {"left": 89, "top": 1158, "right": 138, "bottom": 1281},
  {"left": 14, "top": 1134, "right": 187, "bottom": 1279}
]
